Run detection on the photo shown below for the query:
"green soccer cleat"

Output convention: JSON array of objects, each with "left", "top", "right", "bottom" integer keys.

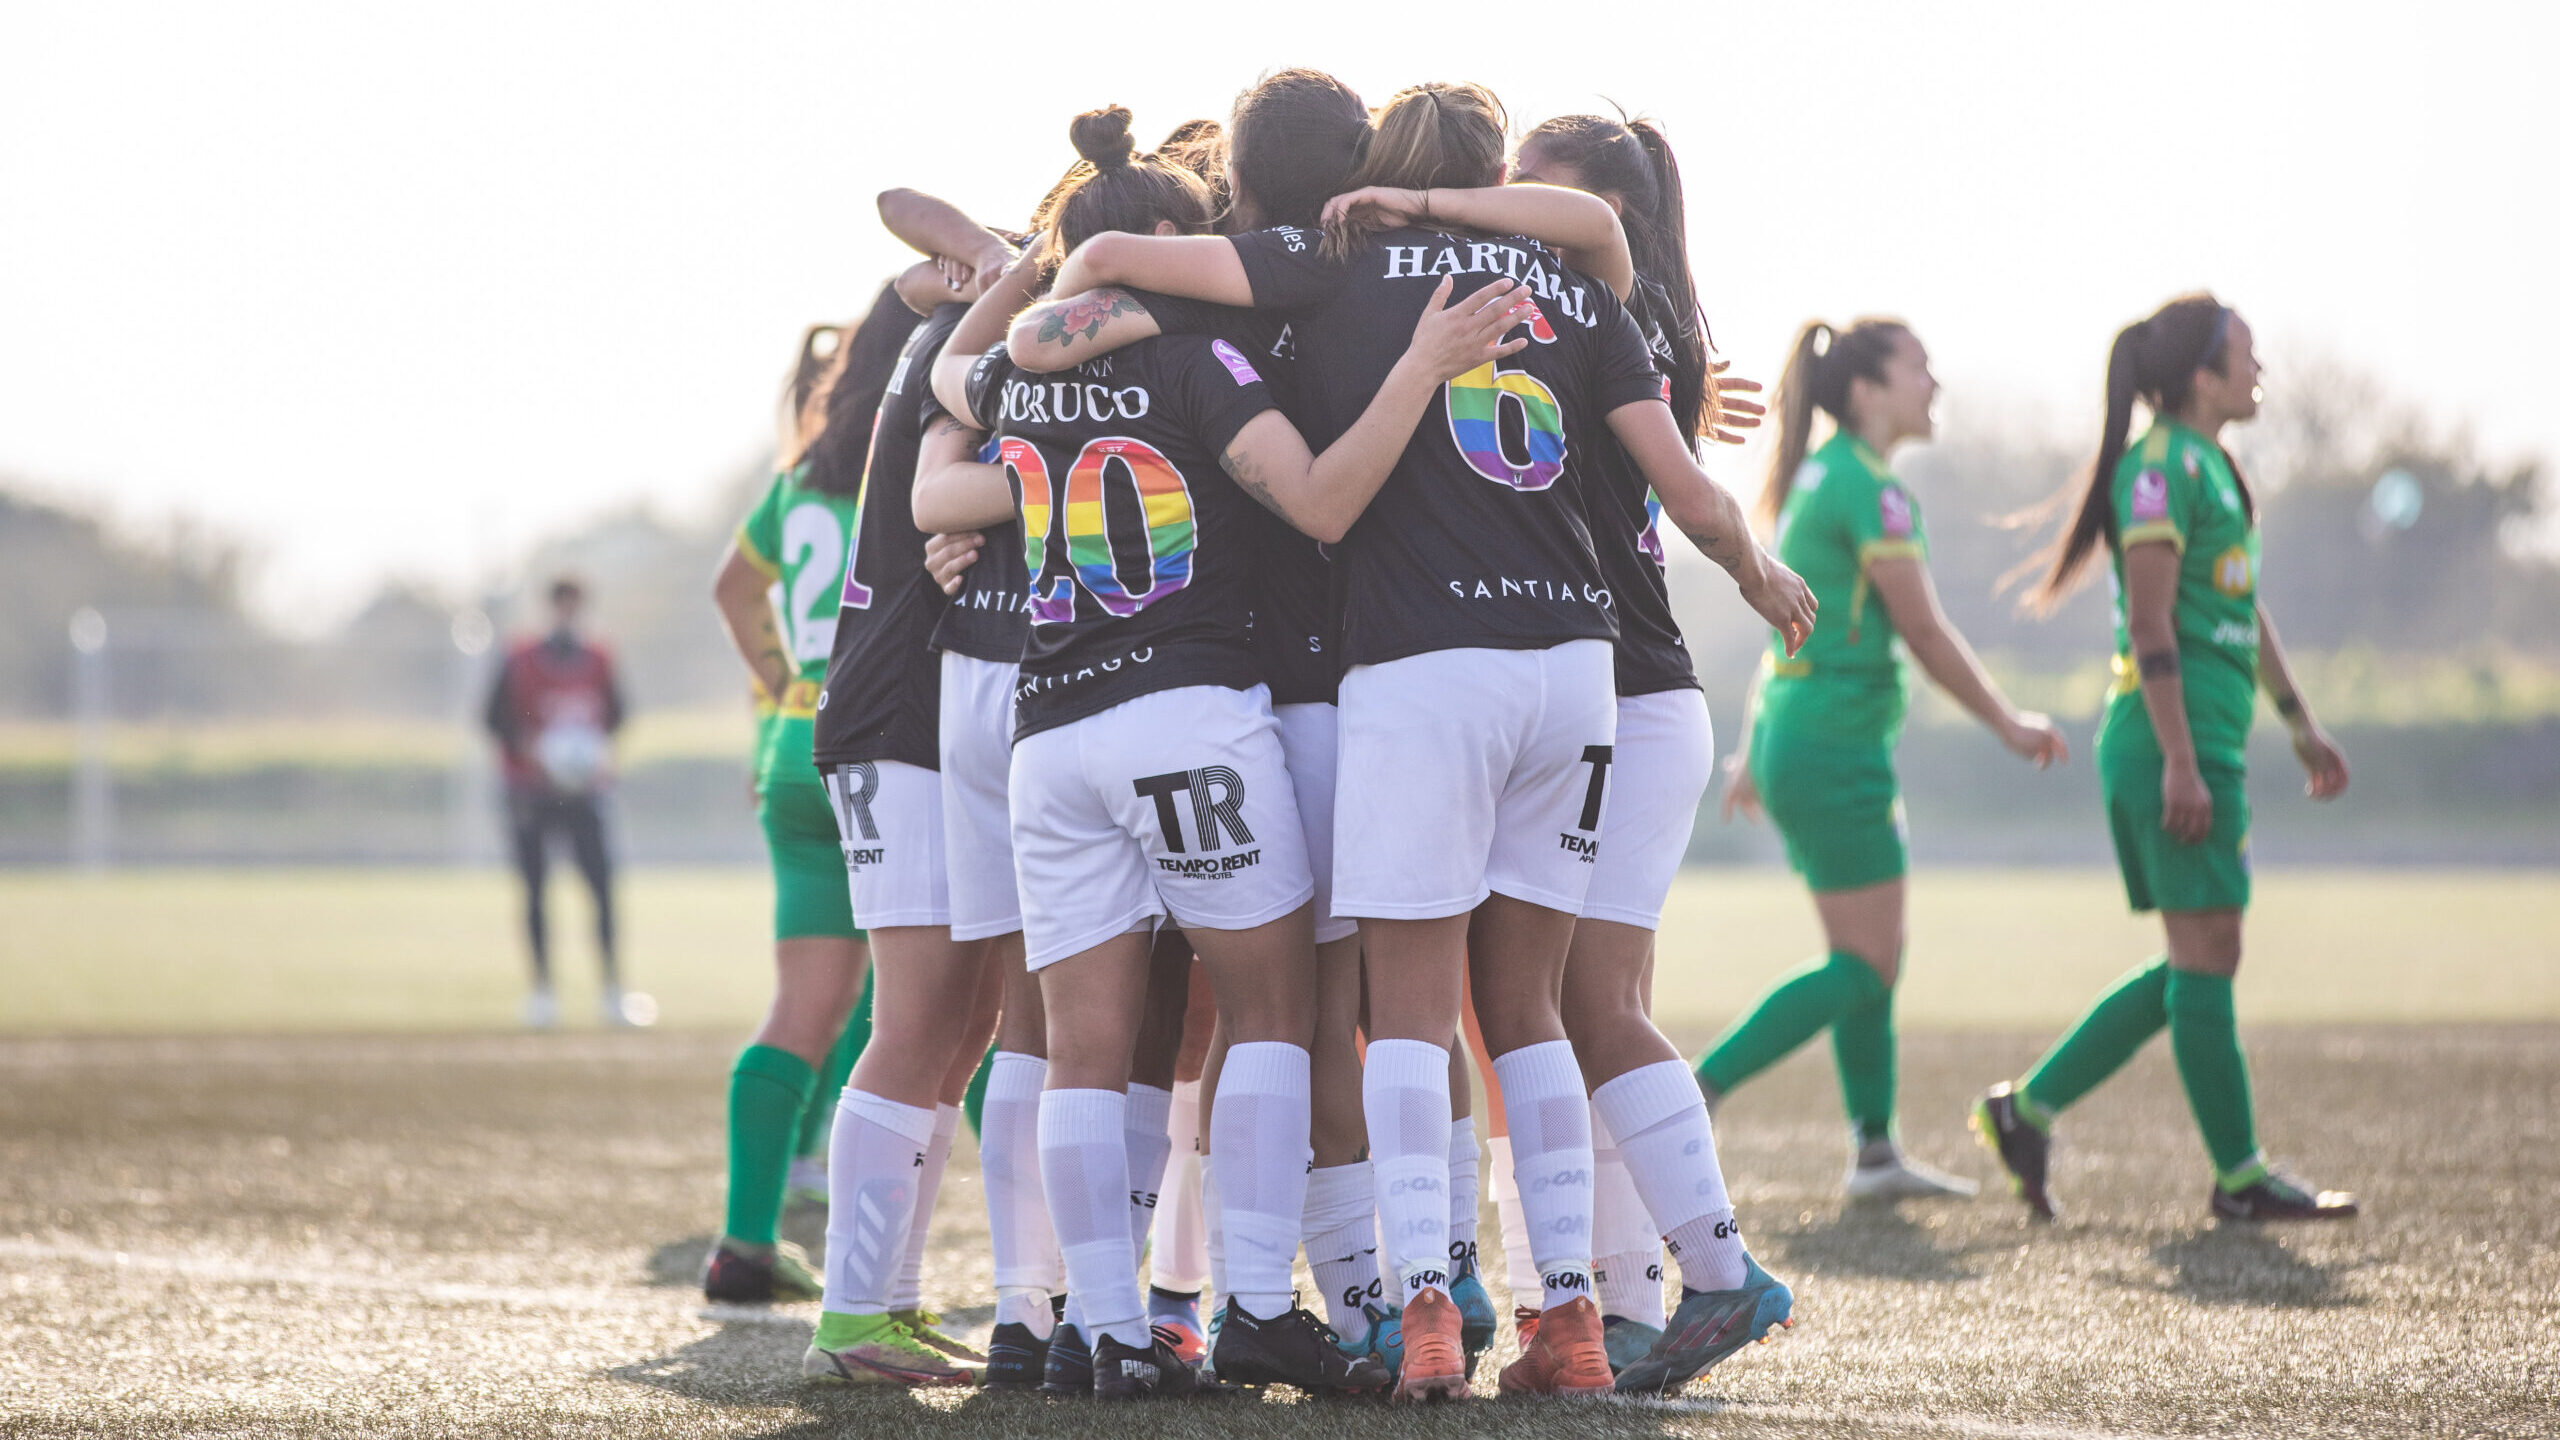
[
  {"left": 802, "top": 1312, "right": 976, "bottom": 1386},
  {"left": 891, "top": 1308, "right": 987, "bottom": 1364},
  {"left": 1612, "top": 1254, "right": 1794, "bottom": 1397}
]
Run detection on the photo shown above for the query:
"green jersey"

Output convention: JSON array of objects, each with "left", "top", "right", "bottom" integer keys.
[
  {"left": 736, "top": 464, "right": 860, "bottom": 782},
  {"left": 2100, "top": 420, "right": 2261, "bottom": 763},
  {"left": 1756, "top": 431, "right": 1927, "bottom": 742}
]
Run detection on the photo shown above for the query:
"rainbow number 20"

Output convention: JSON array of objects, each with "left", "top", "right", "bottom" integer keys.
[
  {"left": 1010, "top": 435, "right": 1196, "bottom": 625},
  {"left": 1446, "top": 358, "right": 1566, "bottom": 491}
]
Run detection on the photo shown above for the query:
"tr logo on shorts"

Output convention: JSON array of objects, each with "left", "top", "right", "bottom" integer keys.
[
  {"left": 831, "top": 762, "right": 883, "bottom": 868},
  {"left": 1132, "top": 766, "right": 1255, "bottom": 854}
]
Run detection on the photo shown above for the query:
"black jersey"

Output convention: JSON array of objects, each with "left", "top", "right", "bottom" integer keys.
[
  {"left": 926, "top": 417, "right": 1034, "bottom": 665},
  {"left": 1586, "top": 277, "right": 1699, "bottom": 697},
  {"left": 1129, "top": 289, "right": 1338, "bottom": 707},
  {"left": 811, "top": 304, "right": 965, "bottom": 771},
  {"left": 967, "top": 333, "right": 1277, "bottom": 741},
  {"left": 1229, "top": 225, "right": 1663, "bottom": 668}
]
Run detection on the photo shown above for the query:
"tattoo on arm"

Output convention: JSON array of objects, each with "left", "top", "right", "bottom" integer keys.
[
  {"left": 1678, "top": 523, "right": 1747, "bottom": 573},
  {"left": 1035, "top": 287, "right": 1145, "bottom": 348},
  {"left": 2137, "top": 649, "right": 2182, "bottom": 681},
  {"left": 1220, "top": 444, "right": 1287, "bottom": 520}
]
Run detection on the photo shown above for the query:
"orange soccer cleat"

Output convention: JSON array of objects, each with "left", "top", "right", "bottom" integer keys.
[
  {"left": 1391, "top": 1288, "right": 1470, "bottom": 1402},
  {"left": 1498, "top": 1296, "right": 1615, "bottom": 1397}
]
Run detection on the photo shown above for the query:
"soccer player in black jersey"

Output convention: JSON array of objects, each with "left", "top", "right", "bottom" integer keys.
[{"left": 913, "top": 105, "right": 1530, "bottom": 1401}]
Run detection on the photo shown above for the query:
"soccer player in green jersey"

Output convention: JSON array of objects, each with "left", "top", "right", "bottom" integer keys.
[
  {"left": 1975, "top": 294, "right": 2354, "bottom": 1222},
  {"left": 699, "top": 315, "right": 894, "bottom": 1302},
  {"left": 1701, "top": 319, "right": 2068, "bottom": 1199}
]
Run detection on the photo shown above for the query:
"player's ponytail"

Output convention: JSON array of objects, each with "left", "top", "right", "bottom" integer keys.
[
  {"left": 1519, "top": 112, "right": 1712, "bottom": 444},
  {"left": 1759, "top": 317, "right": 1906, "bottom": 526},
  {"left": 776, "top": 321, "right": 845, "bottom": 470},
  {"left": 2017, "top": 292, "right": 2238, "bottom": 611}
]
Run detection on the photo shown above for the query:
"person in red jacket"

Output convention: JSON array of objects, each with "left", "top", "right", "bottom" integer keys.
[{"left": 483, "top": 576, "right": 645, "bottom": 1027}]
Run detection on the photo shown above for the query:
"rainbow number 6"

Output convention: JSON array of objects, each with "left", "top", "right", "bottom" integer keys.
[
  {"left": 1446, "top": 358, "right": 1566, "bottom": 491},
  {"left": 1012, "top": 435, "right": 1197, "bottom": 625}
]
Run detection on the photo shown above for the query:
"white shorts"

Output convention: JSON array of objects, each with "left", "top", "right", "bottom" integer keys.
[
  {"left": 1581, "top": 687, "right": 1714, "bottom": 929},
  {"left": 939, "top": 651, "right": 1024, "bottom": 942},
  {"left": 1333, "top": 639, "right": 1617, "bottom": 920},
  {"left": 824, "top": 759, "right": 950, "bottom": 930},
  {"left": 1275, "top": 702, "right": 1358, "bottom": 945},
  {"left": 1009, "top": 684, "right": 1315, "bottom": 971}
]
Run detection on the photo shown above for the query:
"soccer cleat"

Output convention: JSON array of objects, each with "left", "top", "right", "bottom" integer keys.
[
  {"left": 601, "top": 985, "right": 657, "bottom": 1028},
  {"left": 1613, "top": 1254, "right": 1794, "bottom": 1397},
  {"left": 979, "top": 1321, "right": 1050, "bottom": 1388},
  {"left": 802, "top": 1313, "right": 976, "bottom": 1386},
  {"left": 1511, "top": 1303, "right": 1542, "bottom": 1350},
  {"left": 2211, "top": 1167, "right": 2359, "bottom": 1222},
  {"left": 1601, "top": 1315, "right": 1664, "bottom": 1375},
  {"left": 784, "top": 1155, "right": 829, "bottom": 1208},
  {"left": 1449, "top": 1262, "right": 1498, "bottom": 1379},
  {"left": 1209, "top": 1297, "right": 1391, "bottom": 1394},
  {"left": 1090, "top": 1330, "right": 1200, "bottom": 1401},
  {"left": 1498, "top": 1295, "right": 1615, "bottom": 1397},
  {"left": 1345, "top": 1301, "right": 1403, "bottom": 1384},
  {"left": 521, "top": 987, "right": 559, "bottom": 1031},
  {"left": 1148, "top": 1286, "right": 1206, "bottom": 1365},
  {"left": 702, "top": 1239, "right": 822, "bottom": 1304},
  {"left": 891, "top": 1309, "right": 987, "bottom": 1364},
  {"left": 1847, "top": 1142, "right": 1982, "bottom": 1201},
  {"left": 1971, "top": 1082, "right": 2058, "bottom": 1220},
  {"left": 1040, "top": 1321, "right": 1093, "bottom": 1397},
  {"left": 1391, "top": 1287, "right": 1469, "bottom": 1403}
]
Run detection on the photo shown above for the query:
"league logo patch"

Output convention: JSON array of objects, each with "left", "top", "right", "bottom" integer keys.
[
  {"left": 2213, "top": 544, "right": 2253, "bottom": 597},
  {"left": 1210, "top": 339, "right": 1262, "bottom": 387},
  {"left": 2131, "top": 468, "right": 2170, "bottom": 522},
  {"left": 1879, "top": 485, "right": 1914, "bottom": 539}
]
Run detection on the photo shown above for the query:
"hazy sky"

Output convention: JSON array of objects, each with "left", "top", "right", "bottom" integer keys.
[{"left": 4, "top": 1, "right": 2552, "bottom": 628}]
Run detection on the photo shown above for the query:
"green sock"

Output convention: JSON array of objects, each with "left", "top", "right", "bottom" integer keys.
[
  {"left": 797, "top": 973, "right": 874, "bottom": 1159},
  {"left": 2164, "top": 969, "right": 2262, "bottom": 1183},
  {"left": 725, "top": 1044, "right": 816, "bottom": 1247},
  {"left": 1696, "top": 951, "right": 1889, "bottom": 1098},
  {"left": 2019, "top": 957, "right": 2169, "bottom": 1123},
  {"left": 961, "top": 1045, "right": 995, "bottom": 1139},
  {"left": 1831, "top": 979, "right": 1897, "bottom": 1144}
]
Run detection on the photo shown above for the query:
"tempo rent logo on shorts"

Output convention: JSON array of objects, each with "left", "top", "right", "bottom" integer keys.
[{"left": 1133, "top": 766, "right": 1260, "bottom": 879}]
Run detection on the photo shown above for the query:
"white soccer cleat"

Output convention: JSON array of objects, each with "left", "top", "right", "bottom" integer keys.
[
  {"left": 602, "top": 986, "right": 658, "bottom": 1028},
  {"left": 1845, "top": 1143, "right": 1980, "bottom": 1201},
  {"left": 521, "top": 987, "right": 560, "bottom": 1031}
]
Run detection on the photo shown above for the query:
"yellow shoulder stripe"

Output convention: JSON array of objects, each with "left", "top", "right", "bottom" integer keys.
[
  {"left": 735, "top": 526, "right": 781, "bottom": 579},
  {"left": 2121, "top": 520, "right": 2186, "bottom": 553}
]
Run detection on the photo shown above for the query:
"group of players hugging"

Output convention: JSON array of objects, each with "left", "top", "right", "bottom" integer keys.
[{"left": 702, "top": 68, "right": 2356, "bottom": 1404}]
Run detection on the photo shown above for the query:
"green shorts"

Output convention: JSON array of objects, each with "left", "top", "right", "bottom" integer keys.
[
  {"left": 759, "top": 768, "right": 864, "bottom": 941},
  {"left": 1750, "top": 722, "right": 1907, "bottom": 892},
  {"left": 2097, "top": 739, "right": 2250, "bottom": 914}
]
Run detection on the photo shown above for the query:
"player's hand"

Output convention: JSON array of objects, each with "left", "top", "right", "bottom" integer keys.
[
  {"left": 1405, "top": 277, "right": 1532, "bottom": 382},
  {"left": 2004, "top": 711, "right": 2069, "bottom": 769},
  {"left": 924, "top": 530, "right": 984, "bottom": 596},
  {"left": 1740, "top": 549, "right": 1817, "bottom": 657},
  {"left": 1718, "top": 754, "right": 1763, "bottom": 824},
  {"left": 2161, "top": 757, "right": 2213, "bottom": 843},
  {"left": 1321, "top": 186, "right": 1431, "bottom": 231},
  {"left": 2293, "top": 724, "right": 2350, "bottom": 800},
  {"left": 1703, "top": 361, "right": 1765, "bottom": 446},
  {"left": 939, "top": 234, "right": 1019, "bottom": 299}
]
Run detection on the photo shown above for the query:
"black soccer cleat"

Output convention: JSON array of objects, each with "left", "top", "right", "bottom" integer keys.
[
  {"left": 1208, "top": 1297, "right": 1393, "bottom": 1395},
  {"left": 701, "top": 1239, "right": 821, "bottom": 1303},
  {"left": 1040, "top": 1321, "right": 1093, "bottom": 1397},
  {"left": 1970, "top": 1082, "right": 2058, "bottom": 1220},
  {"left": 2211, "top": 1168, "right": 2359, "bottom": 1222},
  {"left": 980, "top": 1321, "right": 1051, "bottom": 1389},
  {"left": 1090, "top": 1331, "right": 1200, "bottom": 1401}
]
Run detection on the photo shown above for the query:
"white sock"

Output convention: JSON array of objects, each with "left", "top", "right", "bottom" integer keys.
[
  {"left": 887, "top": 1103, "right": 958, "bottom": 1313},
  {"left": 1303, "top": 1161, "right": 1382, "bottom": 1342},
  {"left": 820, "top": 1089, "right": 936, "bottom": 1316},
  {"left": 1589, "top": 1103, "right": 1666, "bottom": 1327},
  {"left": 1200, "top": 1154, "right": 1226, "bottom": 1314},
  {"left": 1124, "top": 1082, "right": 1175, "bottom": 1265},
  {"left": 981, "top": 1052, "right": 1063, "bottom": 1305},
  {"left": 1362, "top": 1038, "right": 1453, "bottom": 1305},
  {"left": 1594, "top": 1059, "right": 1745, "bottom": 1293},
  {"left": 996, "top": 1284, "right": 1053, "bottom": 1337},
  {"left": 1486, "top": 1134, "right": 1539, "bottom": 1305},
  {"left": 1150, "top": 1078, "right": 1210, "bottom": 1295},
  {"left": 1039, "top": 1087, "right": 1148, "bottom": 1352},
  {"left": 1446, "top": 1115, "right": 1481, "bottom": 1276},
  {"left": 1492, "top": 1040, "right": 1597, "bottom": 1313},
  {"left": 1210, "top": 1041, "right": 1314, "bottom": 1321}
]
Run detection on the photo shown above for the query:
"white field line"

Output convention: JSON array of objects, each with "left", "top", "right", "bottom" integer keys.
[{"left": 1628, "top": 1397, "right": 2170, "bottom": 1440}]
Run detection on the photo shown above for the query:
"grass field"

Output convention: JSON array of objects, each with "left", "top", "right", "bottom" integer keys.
[{"left": 4, "top": 867, "right": 2558, "bottom": 1437}]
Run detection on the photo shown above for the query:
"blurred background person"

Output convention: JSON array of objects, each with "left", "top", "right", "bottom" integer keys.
[{"left": 483, "top": 575, "right": 646, "bottom": 1027}]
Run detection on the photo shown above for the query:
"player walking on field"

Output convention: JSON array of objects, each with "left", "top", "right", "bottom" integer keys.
[
  {"left": 703, "top": 303, "right": 914, "bottom": 1302},
  {"left": 1975, "top": 294, "right": 2356, "bottom": 1222},
  {"left": 1701, "top": 318, "right": 2067, "bottom": 1198}
]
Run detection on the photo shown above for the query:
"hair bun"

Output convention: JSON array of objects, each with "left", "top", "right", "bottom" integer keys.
[{"left": 1070, "top": 106, "right": 1138, "bottom": 171}]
